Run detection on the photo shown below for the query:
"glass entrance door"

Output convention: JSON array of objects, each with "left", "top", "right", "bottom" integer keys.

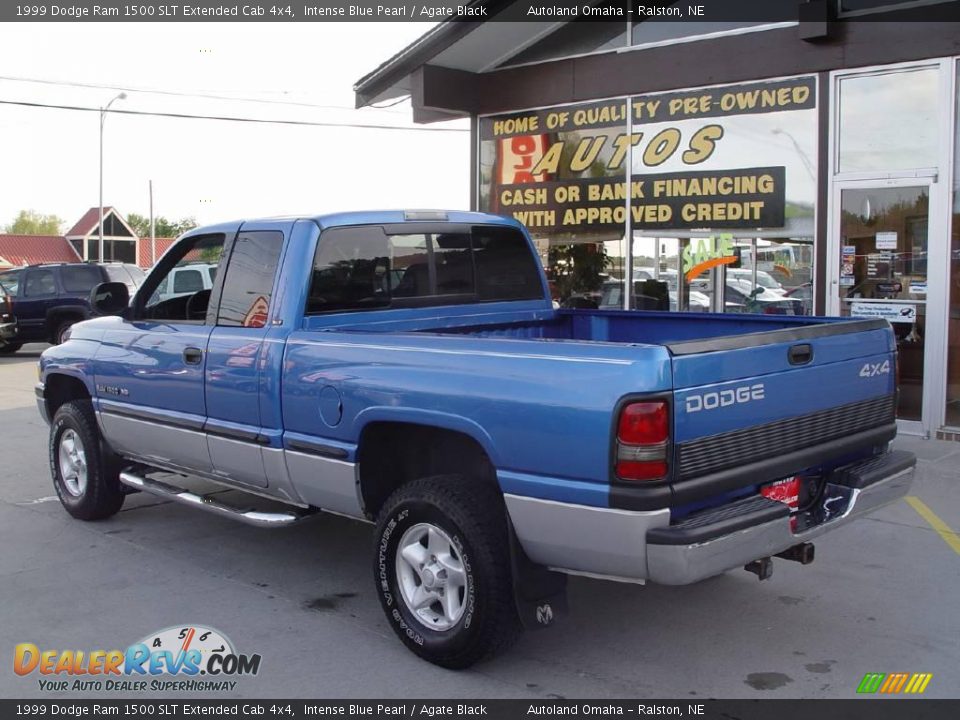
[{"left": 831, "top": 182, "right": 933, "bottom": 433}]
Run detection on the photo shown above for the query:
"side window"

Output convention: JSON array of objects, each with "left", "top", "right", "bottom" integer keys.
[
  {"left": 0, "top": 271, "right": 20, "bottom": 297},
  {"left": 23, "top": 269, "right": 56, "bottom": 297},
  {"left": 60, "top": 265, "right": 103, "bottom": 293},
  {"left": 140, "top": 234, "right": 225, "bottom": 322},
  {"left": 216, "top": 231, "right": 284, "bottom": 327}
]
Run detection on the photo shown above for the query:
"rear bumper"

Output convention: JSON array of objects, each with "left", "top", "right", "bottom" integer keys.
[
  {"left": 646, "top": 450, "right": 915, "bottom": 584},
  {"left": 506, "top": 449, "right": 915, "bottom": 584}
]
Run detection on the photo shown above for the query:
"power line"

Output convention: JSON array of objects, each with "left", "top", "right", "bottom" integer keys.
[
  {"left": 369, "top": 96, "right": 410, "bottom": 109},
  {"left": 0, "top": 74, "right": 409, "bottom": 114},
  {"left": 0, "top": 98, "right": 468, "bottom": 132}
]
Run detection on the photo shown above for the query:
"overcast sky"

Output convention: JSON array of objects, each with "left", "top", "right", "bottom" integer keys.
[{"left": 0, "top": 22, "right": 470, "bottom": 233}]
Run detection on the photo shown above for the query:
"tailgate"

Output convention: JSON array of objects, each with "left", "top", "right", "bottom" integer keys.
[{"left": 667, "top": 318, "right": 896, "bottom": 490}]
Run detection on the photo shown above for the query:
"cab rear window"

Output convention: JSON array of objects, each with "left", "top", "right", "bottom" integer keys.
[{"left": 306, "top": 225, "right": 542, "bottom": 314}]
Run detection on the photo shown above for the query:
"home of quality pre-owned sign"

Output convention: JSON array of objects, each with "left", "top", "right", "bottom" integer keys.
[{"left": 481, "top": 76, "right": 814, "bottom": 233}]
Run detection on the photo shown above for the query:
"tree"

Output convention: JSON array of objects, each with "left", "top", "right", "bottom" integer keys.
[
  {"left": 125, "top": 213, "right": 198, "bottom": 238},
  {"left": 548, "top": 243, "right": 610, "bottom": 301},
  {"left": 5, "top": 210, "right": 63, "bottom": 235}
]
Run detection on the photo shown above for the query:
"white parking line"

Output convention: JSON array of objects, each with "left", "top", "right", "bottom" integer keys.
[{"left": 16, "top": 496, "right": 58, "bottom": 505}]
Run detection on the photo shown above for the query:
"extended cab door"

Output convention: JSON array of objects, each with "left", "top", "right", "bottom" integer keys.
[
  {"left": 203, "top": 224, "right": 287, "bottom": 488},
  {"left": 94, "top": 229, "right": 235, "bottom": 474}
]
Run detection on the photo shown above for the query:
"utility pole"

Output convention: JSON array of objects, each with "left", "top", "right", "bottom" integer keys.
[
  {"left": 149, "top": 180, "right": 156, "bottom": 266},
  {"left": 98, "top": 92, "right": 126, "bottom": 262}
]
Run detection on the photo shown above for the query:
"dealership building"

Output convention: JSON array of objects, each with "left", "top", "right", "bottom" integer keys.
[{"left": 356, "top": 0, "right": 960, "bottom": 439}]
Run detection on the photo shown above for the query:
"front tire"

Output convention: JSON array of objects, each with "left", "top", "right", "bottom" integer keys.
[
  {"left": 49, "top": 400, "right": 125, "bottom": 520},
  {"left": 373, "top": 474, "right": 521, "bottom": 668},
  {"left": 53, "top": 319, "right": 75, "bottom": 345}
]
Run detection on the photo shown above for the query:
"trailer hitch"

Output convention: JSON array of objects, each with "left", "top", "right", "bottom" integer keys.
[
  {"left": 744, "top": 557, "right": 774, "bottom": 581},
  {"left": 776, "top": 542, "right": 816, "bottom": 565}
]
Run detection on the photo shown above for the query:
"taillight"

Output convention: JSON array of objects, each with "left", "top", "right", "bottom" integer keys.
[{"left": 616, "top": 401, "right": 669, "bottom": 481}]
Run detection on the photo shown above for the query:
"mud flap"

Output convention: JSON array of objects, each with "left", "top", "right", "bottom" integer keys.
[{"left": 508, "top": 520, "right": 568, "bottom": 630}]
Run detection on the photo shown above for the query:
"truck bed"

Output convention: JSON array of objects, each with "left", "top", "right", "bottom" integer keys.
[{"left": 420, "top": 307, "right": 861, "bottom": 346}]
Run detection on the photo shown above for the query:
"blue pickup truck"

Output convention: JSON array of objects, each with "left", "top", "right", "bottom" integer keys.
[{"left": 36, "top": 211, "right": 915, "bottom": 668}]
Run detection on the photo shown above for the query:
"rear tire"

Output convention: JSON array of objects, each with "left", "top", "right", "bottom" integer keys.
[
  {"left": 0, "top": 342, "right": 22, "bottom": 355},
  {"left": 373, "top": 474, "right": 521, "bottom": 668},
  {"left": 49, "top": 400, "right": 125, "bottom": 520}
]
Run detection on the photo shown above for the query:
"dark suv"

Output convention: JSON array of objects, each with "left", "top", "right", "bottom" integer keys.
[
  {"left": 0, "top": 283, "right": 16, "bottom": 349},
  {"left": 0, "top": 263, "right": 144, "bottom": 353}
]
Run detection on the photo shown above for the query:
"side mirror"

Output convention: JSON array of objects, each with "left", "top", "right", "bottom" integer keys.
[{"left": 90, "top": 282, "right": 129, "bottom": 316}]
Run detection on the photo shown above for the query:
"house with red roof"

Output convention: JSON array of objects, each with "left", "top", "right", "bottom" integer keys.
[{"left": 0, "top": 207, "right": 176, "bottom": 270}]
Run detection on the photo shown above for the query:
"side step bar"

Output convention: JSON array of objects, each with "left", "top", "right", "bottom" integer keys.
[{"left": 119, "top": 471, "right": 313, "bottom": 528}]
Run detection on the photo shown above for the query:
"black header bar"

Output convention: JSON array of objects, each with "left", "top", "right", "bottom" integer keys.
[
  {"left": 4, "top": 0, "right": 960, "bottom": 22},
  {"left": 0, "top": 700, "right": 958, "bottom": 719}
]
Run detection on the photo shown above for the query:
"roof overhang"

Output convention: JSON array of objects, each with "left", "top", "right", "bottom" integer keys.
[{"left": 354, "top": 0, "right": 559, "bottom": 118}]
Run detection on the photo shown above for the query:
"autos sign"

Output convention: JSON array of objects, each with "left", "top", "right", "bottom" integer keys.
[{"left": 480, "top": 76, "right": 815, "bottom": 234}]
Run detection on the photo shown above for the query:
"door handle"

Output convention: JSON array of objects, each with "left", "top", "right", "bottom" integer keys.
[
  {"left": 788, "top": 343, "right": 813, "bottom": 366},
  {"left": 183, "top": 347, "right": 203, "bottom": 365}
]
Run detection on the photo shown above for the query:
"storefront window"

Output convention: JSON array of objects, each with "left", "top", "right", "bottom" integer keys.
[
  {"left": 837, "top": 67, "right": 938, "bottom": 173},
  {"left": 945, "top": 59, "right": 960, "bottom": 427},
  {"left": 629, "top": 77, "right": 817, "bottom": 314},
  {"left": 478, "top": 101, "right": 626, "bottom": 307},
  {"left": 479, "top": 76, "right": 818, "bottom": 312}
]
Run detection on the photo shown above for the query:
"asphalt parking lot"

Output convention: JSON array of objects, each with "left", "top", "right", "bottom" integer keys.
[{"left": 1, "top": 344, "right": 958, "bottom": 699}]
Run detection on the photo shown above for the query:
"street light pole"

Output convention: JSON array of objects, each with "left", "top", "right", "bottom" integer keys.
[
  {"left": 99, "top": 92, "right": 126, "bottom": 262},
  {"left": 772, "top": 128, "right": 815, "bottom": 182}
]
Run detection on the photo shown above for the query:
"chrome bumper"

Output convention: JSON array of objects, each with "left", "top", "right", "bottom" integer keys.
[
  {"left": 646, "top": 462, "right": 915, "bottom": 585},
  {"left": 506, "top": 450, "right": 915, "bottom": 585},
  {"left": 0, "top": 321, "right": 16, "bottom": 341}
]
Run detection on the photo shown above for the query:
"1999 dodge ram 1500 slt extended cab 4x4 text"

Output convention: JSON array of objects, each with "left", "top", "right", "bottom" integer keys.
[{"left": 36, "top": 210, "right": 916, "bottom": 668}]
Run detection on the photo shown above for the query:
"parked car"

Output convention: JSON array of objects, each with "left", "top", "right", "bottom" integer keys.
[
  {"left": 37, "top": 210, "right": 914, "bottom": 668},
  {"left": 725, "top": 277, "right": 804, "bottom": 314},
  {"left": 151, "top": 262, "right": 217, "bottom": 304},
  {"left": 0, "top": 282, "right": 18, "bottom": 353},
  {"left": 599, "top": 278, "right": 711, "bottom": 311},
  {"left": 0, "top": 262, "right": 145, "bottom": 351},
  {"left": 600, "top": 273, "right": 790, "bottom": 314},
  {"left": 727, "top": 268, "right": 787, "bottom": 296}
]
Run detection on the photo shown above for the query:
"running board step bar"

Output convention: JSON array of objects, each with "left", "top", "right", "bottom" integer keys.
[{"left": 119, "top": 471, "right": 312, "bottom": 528}]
